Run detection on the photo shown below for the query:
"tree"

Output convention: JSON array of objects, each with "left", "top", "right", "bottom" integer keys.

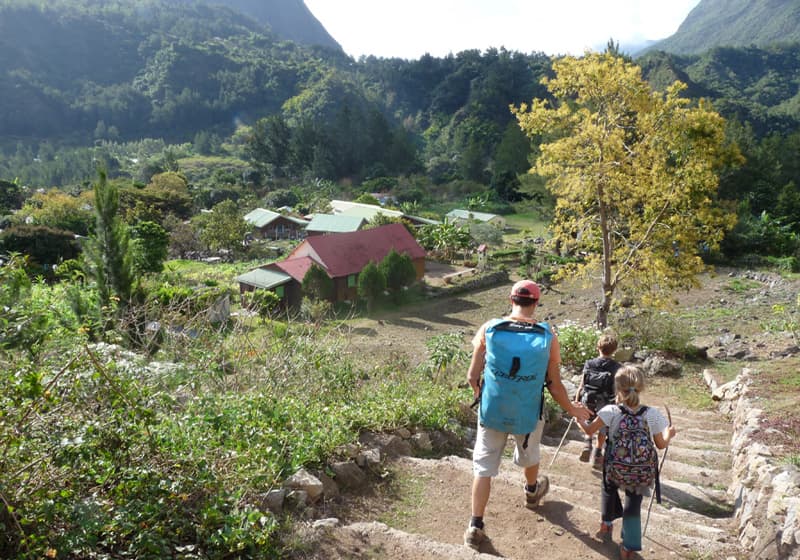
[
  {"left": 130, "top": 220, "right": 169, "bottom": 274},
  {"left": 491, "top": 120, "right": 531, "bottom": 201},
  {"left": 302, "top": 263, "right": 334, "bottom": 301},
  {"left": 0, "top": 225, "right": 80, "bottom": 277},
  {"left": 198, "top": 200, "right": 250, "bottom": 255},
  {"left": 357, "top": 260, "right": 386, "bottom": 311},
  {"left": 379, "top": 249, "right": 416, "bottom": 294},
  {"left": 0, "top": 179, "right": 24, "bottom": 215},
  {"left": 417, "top": 220, "right": 472, "bottom": 261},
  {"left": 251, "top": 289, "right": 281, "bottom": 322},
  {"left": 513, "top": 53, "right": 738, "bottom": 327},
  {"left": 83, "top": 170, "right": 136, "bottom": 312},
  {"left": 246, "top": 115, "right": 292, "bottom": 178},
  {"left": 16, "top": 189, "right": 95, "bottom": 236}
]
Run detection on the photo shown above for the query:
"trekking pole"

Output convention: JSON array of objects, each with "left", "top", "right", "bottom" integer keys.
[
  {"left": 547, "top": 416, "right": 576, "bottom": 468},
  {"left": 643, "top": 405, "right": 672, "bottom": 538}
]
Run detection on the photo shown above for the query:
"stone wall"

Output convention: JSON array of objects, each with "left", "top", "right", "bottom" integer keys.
[{"left": 712, "top": 370, "right": 800, "bottom": 559}]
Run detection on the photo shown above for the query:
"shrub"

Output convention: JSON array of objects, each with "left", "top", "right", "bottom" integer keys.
[
  {"left": 613, "top": 308, "right": 693, "bottom": 355},
  {"left": 418, "top": 331, "right": 470, "bottom": 383},
  {"left": 557, "top": 322, "right": 600, "bottom": 368}
]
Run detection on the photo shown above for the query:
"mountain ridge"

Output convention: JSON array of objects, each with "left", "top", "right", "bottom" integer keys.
[
  {"left": 201, "top": 0, "right": 341, "bottom": 51},
  {"left": 646, "top": 0, "right": 800, "bottom": 55}
]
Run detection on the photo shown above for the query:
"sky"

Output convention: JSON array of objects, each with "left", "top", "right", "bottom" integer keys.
[{"left": 303, "top": 0, "right": 702, "bottom": 60}]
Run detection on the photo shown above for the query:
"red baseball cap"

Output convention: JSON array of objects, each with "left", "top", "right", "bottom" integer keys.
[{"left": 510, "top": 280, "right": 540, "bottom": 301}]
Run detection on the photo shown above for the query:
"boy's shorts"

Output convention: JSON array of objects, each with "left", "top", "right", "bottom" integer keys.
[{"left": 472, "top": 420, "right": 545, "bottom": 478}]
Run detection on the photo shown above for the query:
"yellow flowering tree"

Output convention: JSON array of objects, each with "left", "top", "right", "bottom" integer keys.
[{"left": 513, "top": 53, "right": 739, "bottom": 327}]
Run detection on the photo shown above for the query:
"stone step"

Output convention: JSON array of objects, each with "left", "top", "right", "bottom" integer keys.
[
  {"left": 329, "top": 521, "right": 500, "bottom": 559},
  {"left": 408, "top": 456, "right": 734, "bottom": 540},
  {"left": 380, "top": 455, "right": 741, "bottom": 559}
]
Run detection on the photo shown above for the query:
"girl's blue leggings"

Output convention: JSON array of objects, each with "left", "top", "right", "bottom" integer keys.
[{"left": 601, "top": 481, "right": 644, "bottom": 551}]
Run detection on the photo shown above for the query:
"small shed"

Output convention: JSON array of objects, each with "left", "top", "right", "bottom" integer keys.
[{"left": 445, "top": 209, "right": 507, "bottom": 229}]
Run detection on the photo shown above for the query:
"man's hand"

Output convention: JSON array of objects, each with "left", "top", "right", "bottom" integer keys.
[{"left": 569, "top": 401, "right": 591, "bottom": 423}]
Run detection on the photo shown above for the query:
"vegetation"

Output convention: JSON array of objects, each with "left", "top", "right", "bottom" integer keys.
[
  {"left": 3, "top": 2, "right": 800, "bottom": 556},
  {"left": 514, "top": 52, "right": 737, "bottom": 326}
]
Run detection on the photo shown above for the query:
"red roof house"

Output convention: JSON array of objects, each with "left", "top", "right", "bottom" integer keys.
[{"left": 235, "top": 223, "right": 426, "bottom": 305}]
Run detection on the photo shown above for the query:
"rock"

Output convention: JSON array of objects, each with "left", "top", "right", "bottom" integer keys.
[
  {"left": 359, "top": 432, "right": 413, "bottom": 457},
  {"left": 261, "top": 488, "right": 286, "bottom": 514},
  {"left": 284, "top": 468, "right": 324, "bottom": 502},
  {"left": 312, "top": 518, "right": 340, "bottom": 529},
  {"left": 318, "top": 471, "right": 340, "bottom": 498},
  {"left": 703, "top": 369, "right": 719, "bottom": 391},
  {"left": 395, "top": 427, "right": 412, "bottom": 439},
  {"left": 357, "top": 448, "right": 381, "bottom": 468},
  {"left": 411, "top": 431, "right": 433, "bottom": 452},
  {"left": 643, "top": 354, "right": 682, "bottom": 377},
  {"left": 712, "top": 377, "right": 745, "bottom": 401},
  {"left": 331, "top": 461, "right": 368, "bottom": 489},
  {"left": 614, "top": 347, "right": 634, "bottom": 362},
  {"left": 285, "top": 489, "right": 309, "bottom": 510}
]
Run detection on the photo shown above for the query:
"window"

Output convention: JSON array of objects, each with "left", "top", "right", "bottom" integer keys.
[
  {"left": 347, "top": 274, "right": 357, "bottom": 288},
  {"left": 275, "top": 285, "right": 285, "bottom": 298}
]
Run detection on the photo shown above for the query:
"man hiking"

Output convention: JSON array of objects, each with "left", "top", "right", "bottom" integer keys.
[{"left": 464, "top": 280, "right": 591, "bottom": 551}]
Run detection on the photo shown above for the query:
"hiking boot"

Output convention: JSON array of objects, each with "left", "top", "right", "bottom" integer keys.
[
  {"left": 579, "top": 446, "right": 591, "bottom": 463},
  {"left": 463, "top": 525, "right": 486, "bottom": 550},
  {"left": 591, "top": 448, "right": 604, "bottom": 469},
  {"left": 524, "top": 476, "right": 550, "bottom": 509}
]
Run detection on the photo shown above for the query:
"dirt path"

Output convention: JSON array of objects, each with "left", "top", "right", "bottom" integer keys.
[{"left": 299, "top": 268, "right": 799, "bottom": 559}]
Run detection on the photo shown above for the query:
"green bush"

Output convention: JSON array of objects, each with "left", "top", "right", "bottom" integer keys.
[
  {"left": 1, "top": 311, "right": 464, "bottom": 559},
  {"left": 613, "top": 308, "right": 693, "bottom": 355},
  {"left": 557, "top": 322, "right": 599, "bottom": 368}
]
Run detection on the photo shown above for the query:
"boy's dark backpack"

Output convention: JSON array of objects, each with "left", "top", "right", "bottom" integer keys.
[
  {"left": 605, "top": 406, "right": 661, "bottom": 501},
  {"left": 581, "top": 357, "right": 618, "bottom": 411}
]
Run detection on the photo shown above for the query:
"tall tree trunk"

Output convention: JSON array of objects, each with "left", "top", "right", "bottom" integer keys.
[{"left": 597, "top": 192, "right": 614, "bottom": 328}]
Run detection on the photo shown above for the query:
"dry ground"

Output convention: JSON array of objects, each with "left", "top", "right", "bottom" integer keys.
[{"left": 297, "top": 266, "right": 800, "bottom": 559}]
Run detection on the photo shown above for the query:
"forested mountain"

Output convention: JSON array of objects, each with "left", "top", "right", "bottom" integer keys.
[
  {"left": 199, "top": 0, "right": 341, "bottom": 50},
  {"left": 647, "top": 0, "right": 800, "bottom": 55},
  {"left": 639, "top": 44, "right": 800, "bottom": 137},
  {"left": 0, "top": 0, "right": 553, "bottom": 195},
  {"left": 3, "top": 0, "right": 800, "bottom": 235}
]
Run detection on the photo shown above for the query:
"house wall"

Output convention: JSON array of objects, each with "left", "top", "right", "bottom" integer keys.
[
  {"left": 333, "top": 277, "right": 358, "bottom": 302},
  {"left": 412, "top": 257, "right": 425, "bottom": 280},
  {"left": 255, "top": 217, "right": 307, "bottom": 240}
]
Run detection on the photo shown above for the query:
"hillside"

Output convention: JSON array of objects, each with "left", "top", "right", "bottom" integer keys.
[
  {"left": 648, "top": 0, "right": 800, "bottom": 55},
  {"left": 639, "top": 43, "right": 800, "bottom": 136},
  {"left": 203, "top": 0, "right": 341, "bottom": 50}
]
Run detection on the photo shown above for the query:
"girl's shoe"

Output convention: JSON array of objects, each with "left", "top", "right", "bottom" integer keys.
[
  {"left": 619, "top": 544, "right": 634, "bottom": 559},
  {"left": 591, "top": 448, "right": 604, "bottom": 469},
  {"left": 595, "top": 521, "right": 613, "bottom": 541}
]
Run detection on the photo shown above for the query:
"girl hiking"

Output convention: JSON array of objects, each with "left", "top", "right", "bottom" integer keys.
[{"left": 579, "top": 365, "right": 677, "bottom": 559}]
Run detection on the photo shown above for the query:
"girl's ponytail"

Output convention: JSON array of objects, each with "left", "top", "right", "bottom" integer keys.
[{"left": 614, "top": 365, "right": 645, "bottom": 409}]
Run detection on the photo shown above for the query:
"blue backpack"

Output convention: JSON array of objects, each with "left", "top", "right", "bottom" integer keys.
[{"left": 478, "top": 319, "right": 552, "bottom": 436}]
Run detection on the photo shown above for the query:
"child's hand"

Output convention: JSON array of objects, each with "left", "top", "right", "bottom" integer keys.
[{"left": 667, "top": 425, "right": 677, "bottom": 441}]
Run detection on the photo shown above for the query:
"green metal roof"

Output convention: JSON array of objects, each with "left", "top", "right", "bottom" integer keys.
[
  {"left": 244, "top": 208, "right": 309, "bottom": 228},
  {"left": 244, "top": 208, "right": 280, "bottom": 228},
  {"left": 306, "top": 214, "right": 365, "bottom": 233},
  {"left": 235, "top": 268, "right": 292, "bottom": 290}
]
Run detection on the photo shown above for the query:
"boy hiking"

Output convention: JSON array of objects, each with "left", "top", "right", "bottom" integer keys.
[
  {"left": 579, "top": 365, "right": 677, "bottom": 559},
  {"left": 575, "top": 333, "right": 621, "bottom": 468},
  {"left": 464, "top": 280, "right": 590, "bottom": 551}
]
